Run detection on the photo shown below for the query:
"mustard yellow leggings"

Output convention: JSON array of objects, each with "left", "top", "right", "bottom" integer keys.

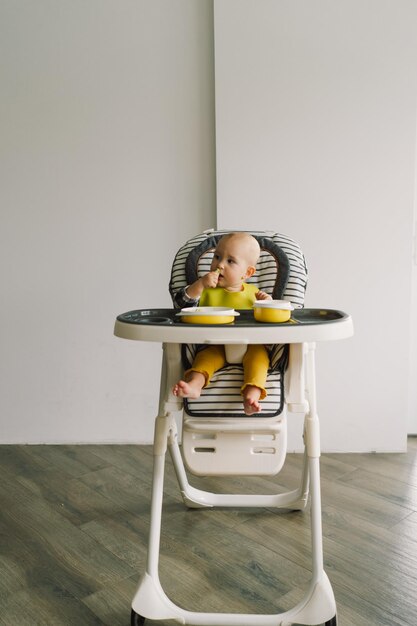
[{"left": 185, "top": 344, "right": 270, "bottom": 399}]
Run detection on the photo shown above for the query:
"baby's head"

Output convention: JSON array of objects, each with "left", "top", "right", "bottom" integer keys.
[
  {"left": 219, "top": 232, "right": 260, "bottom": 264},
  {"left": 211, "top": 232, "right": 260, "bottom": 290}
]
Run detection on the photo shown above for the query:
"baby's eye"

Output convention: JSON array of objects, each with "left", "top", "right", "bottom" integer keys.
[{"left": 227, "top": 258, "right": 235, "bottom": 264}]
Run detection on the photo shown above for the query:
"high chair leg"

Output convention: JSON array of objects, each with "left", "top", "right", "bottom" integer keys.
[{"left": 131, "top": 413, "right": 187, "bottom": 623}]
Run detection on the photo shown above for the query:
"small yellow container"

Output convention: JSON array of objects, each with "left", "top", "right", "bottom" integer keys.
[
  {"left": 177, "top": 307, "right": 239, "bottom": 325},
  {"left": 253, "top": 300, "right": 294, "bottom": 323}
]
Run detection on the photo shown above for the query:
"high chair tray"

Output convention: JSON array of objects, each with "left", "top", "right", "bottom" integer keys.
[{"left": 115, "top": 308, "right": 353, "bottom": 344}]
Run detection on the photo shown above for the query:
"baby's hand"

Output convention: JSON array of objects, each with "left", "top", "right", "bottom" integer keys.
[
  {"left": 255, "top": 290, "right": 272, "bottom": 301},
  {"left": 201, "top": 270, "right": 220, "bottom": 289}
]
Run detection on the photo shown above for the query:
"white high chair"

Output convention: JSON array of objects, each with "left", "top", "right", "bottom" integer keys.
[{"left": 117, "top": 229, "right": 352, "bottom": 626}]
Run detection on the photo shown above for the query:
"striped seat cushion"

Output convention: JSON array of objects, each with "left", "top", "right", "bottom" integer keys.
[
  {"left": 183, "top": 343, "right": 288, "bottom": 417},
  {"left": 184, "top": 364, "right": 284, "bottom": 418}
]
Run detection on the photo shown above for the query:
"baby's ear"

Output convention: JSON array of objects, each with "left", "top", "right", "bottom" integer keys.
[{"left": 246, "top": 265, "right": 256, "bottom": 278}]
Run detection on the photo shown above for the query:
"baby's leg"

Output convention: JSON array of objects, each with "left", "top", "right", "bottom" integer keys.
[
  {"left": 241, "top": 344, "right": 269, "bottom": 415},
  {"left": 173, "top": 372, "right": 206, "bottom": 399},
  {"left": 172, "top": 345, "right": 226, "bottom": 399}
]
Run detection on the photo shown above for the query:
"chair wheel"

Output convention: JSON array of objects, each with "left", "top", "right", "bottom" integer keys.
[{"left": 131, "top": 609, "right": 145, "bottom": 625}]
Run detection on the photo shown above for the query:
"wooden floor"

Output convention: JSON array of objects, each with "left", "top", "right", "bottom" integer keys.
[{"left": 0, "top": 439, "right": 416, "bottom": 626}]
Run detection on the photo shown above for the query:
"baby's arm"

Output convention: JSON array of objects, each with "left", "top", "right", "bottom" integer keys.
[
  {"left": 255, "top": 290, "right": 272, "bottom": 301},
  {"left": 173, "top": 271, "right": 219, "bottom": 309},
  {"left": 173, "top": 271, "right": 220, "bottom": 308},
  {"left": 185, "top": 270, "right": 219, "bottom": 300}
]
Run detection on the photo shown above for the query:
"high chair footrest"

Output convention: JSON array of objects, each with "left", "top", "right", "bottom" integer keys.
[
  {"left": 183, "top": 417, "right": 284, "bottom": 434},
  {"left": 182, "top": 414, "right": 287, "bottom": 476}
]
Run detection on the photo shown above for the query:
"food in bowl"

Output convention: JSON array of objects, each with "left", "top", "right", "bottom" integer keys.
[
  {"left": 253, "top": 300, "right": 294, "bottom": 323},
  {"left": 177, "top": 307, "right": 240, "bottom": 325}
]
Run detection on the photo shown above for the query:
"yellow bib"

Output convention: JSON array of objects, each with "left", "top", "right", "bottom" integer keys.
[{"left": 199, "top": 283, "right": 259, "bottom": 309}]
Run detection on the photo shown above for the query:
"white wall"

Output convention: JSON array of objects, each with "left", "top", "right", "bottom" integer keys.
[
  {"left": 0, "top": 0, "right": 216, "bottom": 443},
  {"left": 409, "top": 180, "right": 417, "bottom": 434},
  {"left": 2, "top": 1, "right": 415, "bottom": 450},
  {"left": 214, "top": 0, "right": 417, "bottom": 451}
]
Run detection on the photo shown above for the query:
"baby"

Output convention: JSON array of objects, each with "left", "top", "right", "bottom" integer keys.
[{"left": 173, "top": 232, "right": 271, "bottom": 415}]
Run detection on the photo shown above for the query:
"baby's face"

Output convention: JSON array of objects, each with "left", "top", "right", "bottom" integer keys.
[{"left": 210, "top": 236, "right": 255, "bottom": 291}]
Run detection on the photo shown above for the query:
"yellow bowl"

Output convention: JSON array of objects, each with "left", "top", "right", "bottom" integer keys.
[
  {"left": 253, "top": 300, "right": 293, "bottom": 323},
  {"left": 182, "top": 314, "right": 235, "bottom": 325},
  {"left": 177, "top": 307, "right": 239, "bottom": 325}
]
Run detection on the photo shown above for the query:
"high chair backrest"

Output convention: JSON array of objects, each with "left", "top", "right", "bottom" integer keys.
[{"left": 169, "top": 229, "right": 308, "bottom": 307}]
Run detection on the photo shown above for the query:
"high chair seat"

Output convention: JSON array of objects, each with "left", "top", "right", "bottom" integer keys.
[{"left": 181, "top": 343, "right": 287, "bottom": 417}]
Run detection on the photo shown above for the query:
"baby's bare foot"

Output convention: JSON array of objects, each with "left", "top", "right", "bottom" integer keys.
[
  {"left": 244, "top": 398, "right": 262, "bottom": 415},
  {"left": 243, "top": 386, "right": 262, "bottom": 415},
  {"left": 172, "top": 379, "right": 203, "bottom": 399}
]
